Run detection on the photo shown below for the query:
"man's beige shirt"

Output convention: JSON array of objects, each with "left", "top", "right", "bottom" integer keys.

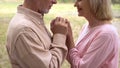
[{"left": 6, "top": 5, "right": 68, "bottom": 68}]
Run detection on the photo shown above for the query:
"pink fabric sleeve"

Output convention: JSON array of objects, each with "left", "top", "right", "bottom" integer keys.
[
  {"left": 75, "top": 23, "right": 88, "bottom": 45},
  {"left": 67, "top": 33, "right": 118, "bottom": 68}
]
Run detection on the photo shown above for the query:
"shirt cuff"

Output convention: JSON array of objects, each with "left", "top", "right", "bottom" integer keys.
[
  {"left": 67, "top": 48, "right": 77, "bottom": 63},
  {"left": 53, "top": 34, "right": 66, "bottom": 45},
  {"left": 68, "top": 48, "right": 78, "bottom": 58}
]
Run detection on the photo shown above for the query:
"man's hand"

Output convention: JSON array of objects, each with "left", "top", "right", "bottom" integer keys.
[
  {"left": 50, "top": 17, "right": 75, "bottom": 50},
  {"left": 50, "top": 17, "right": 68, "bottom": 35}
]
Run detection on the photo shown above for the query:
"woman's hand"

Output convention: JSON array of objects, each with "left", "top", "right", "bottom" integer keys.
[{"left": 66, "top": 20, "right": 75, "bottom": 50}]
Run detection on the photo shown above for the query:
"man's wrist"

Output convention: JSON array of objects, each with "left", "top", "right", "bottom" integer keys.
[{"left": 53, "top": 33, "right": 66, "bottom": 45}]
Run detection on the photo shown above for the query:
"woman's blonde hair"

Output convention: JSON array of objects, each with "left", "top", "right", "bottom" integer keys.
[{"left": 88, "top": 0, "right": 113, "bottom": 20}]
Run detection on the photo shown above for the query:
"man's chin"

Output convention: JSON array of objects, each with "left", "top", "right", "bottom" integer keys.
[
  {"left": 37, "top": 10, "right": 49, "bottom": 15},
  {"left": 44, "top": 10, "right": 50, "bottom": 14}
]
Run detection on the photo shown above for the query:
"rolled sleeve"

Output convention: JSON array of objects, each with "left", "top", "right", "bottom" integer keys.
[
  {"left": 53, "top": 34, "right": 66, "bottom": 46},
  {"left": 49, "top": 34, "right": 68, "bottom": 68}
]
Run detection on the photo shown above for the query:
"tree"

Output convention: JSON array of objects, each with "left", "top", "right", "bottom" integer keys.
[{"left": 112, "top": 0, "right": 120, "bottom": 4}]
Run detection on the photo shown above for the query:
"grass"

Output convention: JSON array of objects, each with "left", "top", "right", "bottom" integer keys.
[
  {"left": 112, "top": 4, "right": 120, "bottom": 10},
  {"left": 0, "top": 2, "right": 120, "bottom": 68},
  {"left": 0, "top": 23, "right": 11, "bottom": 68}
]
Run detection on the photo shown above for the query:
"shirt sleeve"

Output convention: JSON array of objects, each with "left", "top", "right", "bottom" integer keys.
[
  {"left": 67, "top": 33, "right": 115, "bottom": 68},
  {"left": 15, "top": 27, "right": 68, "bottom": 68},
  {"left": 75, "top": 23, "right": 88, "bottom": 45}
]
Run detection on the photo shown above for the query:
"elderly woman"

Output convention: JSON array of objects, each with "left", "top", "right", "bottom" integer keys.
[{"left": 66, "top": 0, "right": 120, "bottom": 68}]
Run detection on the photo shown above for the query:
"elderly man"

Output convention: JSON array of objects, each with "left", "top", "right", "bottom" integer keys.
[{"left": 6, "top": 0, "right": 68, "bottom": 68}]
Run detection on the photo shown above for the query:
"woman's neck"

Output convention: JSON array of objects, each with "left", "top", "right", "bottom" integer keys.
[{"left": 85, "top": 16, "right": 111, "bottom": 28}]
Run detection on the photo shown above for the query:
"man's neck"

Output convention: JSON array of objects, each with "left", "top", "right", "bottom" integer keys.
[{"left": 23, "top": 1, "right": 37, "bottom": 13}]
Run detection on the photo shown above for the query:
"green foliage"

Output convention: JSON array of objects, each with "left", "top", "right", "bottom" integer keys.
[
  {"left": 0, "top": 23, "right": 11, "bottom": 68},
  {"left": 1, "top": 0, "right": 120, "bottom": 3},
  {"left": 0, "top": 0, "right": 74, "bottom": 3},
  {"left": 112, "top": 0, "right": 120, "bottom": 4}
]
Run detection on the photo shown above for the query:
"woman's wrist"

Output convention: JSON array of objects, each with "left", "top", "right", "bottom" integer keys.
[{"left": 66, "top": 35, "right": 75, "bottom": 50}]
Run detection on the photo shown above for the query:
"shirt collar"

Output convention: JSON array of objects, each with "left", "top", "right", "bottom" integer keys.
[{"left": 17, "top": 5, "right": 44, "bottom": 24}]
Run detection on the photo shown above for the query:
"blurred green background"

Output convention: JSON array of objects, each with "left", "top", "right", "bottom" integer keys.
[{"left": 0, "top": 0, "right": 120, "bottom": 68}]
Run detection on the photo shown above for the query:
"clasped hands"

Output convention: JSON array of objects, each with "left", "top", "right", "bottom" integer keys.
[
  {"left": 50, "top": 17, "right": 69, "bottom": 35},
  {"left": 50, "top": 17, "right": 75, "bottom": 50}
]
